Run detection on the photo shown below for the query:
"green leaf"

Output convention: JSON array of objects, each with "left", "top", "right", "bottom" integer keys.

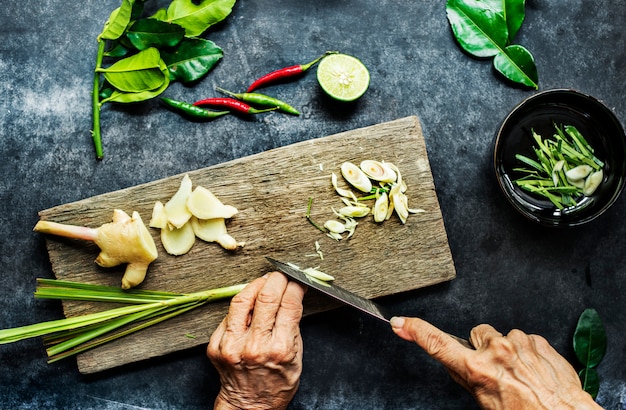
[
  {"left": 98, "top": 0, "right": 136, "bottom": 41},
  {"left": 164, "top": 0, "right": 236, "bottom": 37},
  {"left": 481, "top": 0, "right": 526, "bottom": 42},
  {"left": 98, "top": 48, "right": 167, "bottom": 92},
  {"left": 578, "top": 367, "right": 600, "bottom": 400},
  {"left": 101, "top": 67, "right": 170, "bottom": 104},
  {"left": 160, "top": 38, "right": 223, "bottom": 83},
  {"left": 573, "top": 308, "right": 607, "bottom": 368},
  {"left": 493, "top": 44, "right": 538, "bottom": 88},
  {"left": 445, "top": 0, "right": 508, "bottom": 58},
  {"left": 104, "top": 41, "right": 131, "bottom": 58},
  {"left": 503, "top": 0, "right": 525, "bottom": 41},
  {"left": 126, "top": 18, "right": 186, "bottom": 51}
]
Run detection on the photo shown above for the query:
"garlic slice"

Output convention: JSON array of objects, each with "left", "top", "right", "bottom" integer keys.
[
  {"left": 161, "top": 222, "right": 195, "bottom": 256},
  {"left": 565, "top": 165, "right": 593, "bottom": 181},
  {"left": 164, "top": 174, "right": 193, "bottom": 229},
  {"left": 341, "top": 162, "right": 372, "bottom": 193},
  {"left": 187, "top": 186, "right": 239, "bottom": 220},
  {"left": 583, "top": 170, "right": 603, "bottom": 196},
  {"left": 360, "top": 160, "right": 397, "bottom": 183}
]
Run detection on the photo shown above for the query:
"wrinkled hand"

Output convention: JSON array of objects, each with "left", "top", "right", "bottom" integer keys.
[
  {"left": 208, "top": 271, "right": 306, "bottom": 410},
  {"left": 391, "top": 317, "right": 603, "bottom": 410}
]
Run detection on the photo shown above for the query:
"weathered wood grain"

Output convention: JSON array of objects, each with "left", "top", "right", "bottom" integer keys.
[{"left": 37, "top": 116, "right": 456, "bottom": 373}]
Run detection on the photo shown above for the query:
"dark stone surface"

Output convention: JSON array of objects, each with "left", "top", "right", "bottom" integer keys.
[{"left": 1, "top": 1, "right": 624, "bottom": 409}]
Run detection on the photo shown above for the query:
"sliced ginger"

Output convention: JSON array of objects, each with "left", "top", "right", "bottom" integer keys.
[
  {"left": 163, "top": 174, "right": 193, "bottom": 229},
  {"left": 34, "top": 209, "right": 158, "bottom": 289},
  {"left": 190, "top": 217, "right": 245, "bottom": 251},
  {"left": 161, "top": 222, "right": 196, "bottom": 256},
  {"left": 151, "top": 174, "right": 244, "bottom": 255}
]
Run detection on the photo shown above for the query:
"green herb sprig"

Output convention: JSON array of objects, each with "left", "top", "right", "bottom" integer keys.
[
  {"left": 513, "top": 124, "right": 604, "bottom": 209},
  {"left": 92, "top": 0, "right": 236, "bottom": 159},
  {"left": 573, "top": 308, "right": 607, "bottom": 400},
  {"left": 0, "top": 279, "right": 246, "bottom": 363},
  {"left": 445, "top": 0, "right": 538, "bottom": 89}
]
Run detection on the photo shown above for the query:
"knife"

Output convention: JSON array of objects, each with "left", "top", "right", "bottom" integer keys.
[
  {"left": 266, "top": 257, "right": 473, "bottom": 349},
  {"left": 266, "top": 257, "right": 392, "bottom": 322}
]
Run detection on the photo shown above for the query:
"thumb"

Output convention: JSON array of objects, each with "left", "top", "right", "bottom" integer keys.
[{"left": 390, "top": 316, "right": 470, "bottom": 371}]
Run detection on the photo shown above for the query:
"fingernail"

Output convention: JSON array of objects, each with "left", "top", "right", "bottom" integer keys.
[{"left": 390, "top": 316, "right": 405, "bottom": 329}]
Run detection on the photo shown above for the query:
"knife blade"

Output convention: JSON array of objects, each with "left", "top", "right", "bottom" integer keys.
[
  {"left": 266, "top": 257, "right": 392, "bottom": 322},
  {"left": 266, "top": 257, "right": 474, "bottom": 349}
]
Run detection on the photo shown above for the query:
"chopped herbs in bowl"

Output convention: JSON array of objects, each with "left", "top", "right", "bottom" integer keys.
[{"left": 494, "top": 89, "right": 626, "bottom": 227}]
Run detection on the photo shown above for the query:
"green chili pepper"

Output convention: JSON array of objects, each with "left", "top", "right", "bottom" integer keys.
[
  {"left": 161, "top": 98, "right": 229, "bottom": 121},
  {"left": 215, "top": 87, "right": 300, "bottom": 116}
]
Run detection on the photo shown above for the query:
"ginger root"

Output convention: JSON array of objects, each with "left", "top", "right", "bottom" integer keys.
[{"left": 34, "top": 209, "right": 158, "bottom": 289}]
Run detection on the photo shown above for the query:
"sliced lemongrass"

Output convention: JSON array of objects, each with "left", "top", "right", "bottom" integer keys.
[
  {"left": 338, "top": 205, "right": 371, "bottom": 218},
  {"left": 315, "top": 241, "right": 324, "bottom": 260},
  {"left": 331, "top": 172, "right": 356, "bottom": 199},
  {"left": 324, "top": 220, "right": 346, "bottom": 234},
  {"left": 164, "top": 174, "right": 193, "bottom": 229},
  {"left": 552, "top": 160, "right": 565, "bottom": 186},
  {"left": 187, "top": 186, "right": 238, "bottom": 220},
  {"left": 392, "top": 192, "right": 410, "bottom": 224},
  {"left": 161, "top": 222, "right": 195, "bottom": 255},
  {"left": 373, "top": 191, "right": 389, "bottom": 222},
  {"left": 326, "top": 232, "right": 343, "bottom": 241},
  {"left": 359, "top": 160, "right": 397, "bottom": 183},
  {"left": 149, "top": 201, "right": 168, "bottom": 229},
  {"left": 583, "top": 170, "right": 603, "bottom": 196},
  {"left": 343, "top": 217, "right": 358, "bottom": 239},
  {"left": 303, "top": 267, "right": 335, "bottom": 282},
  {"left": 341, "top": 162, "right": 372, "bottom": 193}
]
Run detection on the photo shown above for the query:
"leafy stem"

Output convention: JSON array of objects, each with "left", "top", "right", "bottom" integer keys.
[{"left": 91, "top": 40, "right": 106, "bottom": 160}]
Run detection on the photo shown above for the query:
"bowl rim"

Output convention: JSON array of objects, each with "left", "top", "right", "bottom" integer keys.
[{"left": 493, "top": 88, "right": 626, "bottom": 227}]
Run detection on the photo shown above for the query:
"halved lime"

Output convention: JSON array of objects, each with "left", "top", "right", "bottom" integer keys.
[{"left": 317, "top": 53, "right": 370, "bottom": 102}]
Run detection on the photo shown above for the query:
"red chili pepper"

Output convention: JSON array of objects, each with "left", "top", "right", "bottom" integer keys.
[
  {"left": 192, "top": 97, "right": 277, "bottom": 114},
  {"left": 246, "top": 51, "right": 338, "bottom": 92}
]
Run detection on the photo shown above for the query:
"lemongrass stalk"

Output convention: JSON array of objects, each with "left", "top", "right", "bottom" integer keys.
[
  {"left": 35, "top": 279, "right": 183, "bottom": 304},
  {"left": 46, "top": 304, "right": 174, "bottom": 357},
  {"left": 0, "top": 282, "right": 247, "bottom": 345},
  {"left": 48, "top": 302, "right": 202, "bottom": 363}
]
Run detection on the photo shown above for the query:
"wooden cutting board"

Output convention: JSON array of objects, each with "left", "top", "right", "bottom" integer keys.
[{"left": 38, "top": 116, "right": 456, "bottom": 373}]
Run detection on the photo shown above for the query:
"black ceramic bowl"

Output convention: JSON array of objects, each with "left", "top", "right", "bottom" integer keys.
[{"left": 494, "top": 89, "right": 626, "bottom": 227}]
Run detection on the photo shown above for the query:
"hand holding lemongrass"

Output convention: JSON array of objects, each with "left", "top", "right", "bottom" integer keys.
[{"left": 207, "top": 272, "right": 306, "bottom": 410}]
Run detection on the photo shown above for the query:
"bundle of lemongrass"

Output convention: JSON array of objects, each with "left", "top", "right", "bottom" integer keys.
[{"left": 0, "top": 279, "right": 246, "bottom": 363}]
